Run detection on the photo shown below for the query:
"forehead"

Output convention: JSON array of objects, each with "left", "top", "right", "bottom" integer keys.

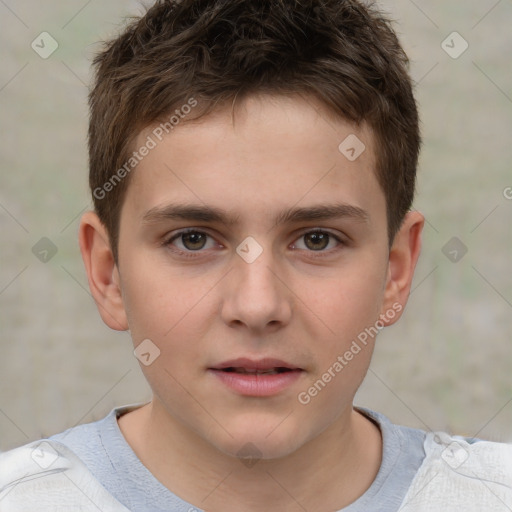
[{"left": 121, "top": 94, "right": 383, "bottom": 227}]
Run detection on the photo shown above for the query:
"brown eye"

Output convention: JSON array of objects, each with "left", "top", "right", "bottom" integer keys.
[
  {"left": 303, "top": 231, "right": 330, "bottom": 251},
  {"left": 292, "top": 230, "right": 344, "bottom": 253},
  {"left": 167, "top": 230, "right": 214, "bottom": 252},
  {"left": 181, "top": 232, "right": 207, "bottom": 250}
]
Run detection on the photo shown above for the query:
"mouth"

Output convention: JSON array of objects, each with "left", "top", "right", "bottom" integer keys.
[
  {"left": 209, "top": 357, "right": 303, "bottom": 373},
  {"left": 208, "top": 358, "right": 304, "bottom": 396}
]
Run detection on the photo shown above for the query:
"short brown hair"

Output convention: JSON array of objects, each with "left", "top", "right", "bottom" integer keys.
[{"left": 88, "top": 0, "right": 420, "bottom": 261}]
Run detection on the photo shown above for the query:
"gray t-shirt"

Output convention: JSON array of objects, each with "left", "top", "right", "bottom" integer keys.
[{"left": 50, "top": 404, "right": 426, "bottom": 512}]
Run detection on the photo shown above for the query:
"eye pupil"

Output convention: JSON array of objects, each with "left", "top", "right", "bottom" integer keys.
[
  {"left": 183, "top": 232, "right": 207, "bottom": 250},
  {"left": 305, "top": 232, "right": 329, "bottom": 251}
]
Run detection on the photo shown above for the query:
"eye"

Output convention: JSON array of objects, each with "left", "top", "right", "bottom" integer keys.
[
  {"left": 166, "top": 229, "right": 216, "bottom": 252},
  {"left": 291, "top": 230, "right": 344, "bottom": 252},
  {"left": 163, "top": 228, "right": 345, "bottom": 257}
]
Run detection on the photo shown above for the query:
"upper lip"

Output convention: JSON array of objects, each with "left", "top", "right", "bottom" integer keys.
[{"left": 210, "top": 357, "right": 302, "bottom": 371}]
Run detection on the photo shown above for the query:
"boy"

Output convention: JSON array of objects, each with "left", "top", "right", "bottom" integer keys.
[{"left": 1, "top": 0, "right": 511, "bottom": 510}]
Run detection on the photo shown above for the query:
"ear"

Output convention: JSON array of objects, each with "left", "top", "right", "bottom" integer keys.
[
  {"left": 78, "top": 211, "right": 128, "bottom": 331},
  {"left": 380, "top": 211, "right": 424, "bottom": 326}
]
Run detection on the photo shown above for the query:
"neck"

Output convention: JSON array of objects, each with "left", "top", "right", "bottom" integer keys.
[{"left": 118, "top": 401, "right": 382, "bottom": 512}]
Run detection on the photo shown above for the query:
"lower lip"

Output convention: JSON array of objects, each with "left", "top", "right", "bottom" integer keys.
[{"left": 208, "top": 369, "right": 303, "bottom": 396}]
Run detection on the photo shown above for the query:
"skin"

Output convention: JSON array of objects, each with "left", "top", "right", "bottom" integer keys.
[{"left": 79, "top": 93, "right": 424, "bottom": 512}]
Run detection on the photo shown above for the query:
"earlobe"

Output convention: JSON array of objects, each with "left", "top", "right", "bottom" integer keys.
[
  {"left": 380, "top": 211, "right": 424, "bottom": 326},
  {"left": 78, "top": 211, "right": 128, "bottom": 331}
]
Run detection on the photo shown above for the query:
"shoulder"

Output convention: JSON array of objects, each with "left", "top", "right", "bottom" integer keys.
[
  {"left": 0, "top": 439, "right": 129, "bottom": 511},
  {"left": 400, "top": 431, "right": 512, "bottom": 510}
]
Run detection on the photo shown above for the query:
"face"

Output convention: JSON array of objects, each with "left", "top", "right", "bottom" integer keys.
[{"left": 99, "top": 94, "right": 411, "bottom": 459}]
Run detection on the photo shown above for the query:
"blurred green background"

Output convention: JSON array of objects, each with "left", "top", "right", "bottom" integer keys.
[{"left": 1, "top": 0, "right": 511, "bottom": 451}]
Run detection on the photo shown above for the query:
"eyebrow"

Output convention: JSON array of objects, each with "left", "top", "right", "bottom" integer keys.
[{"left": 142, "top": 202, "right": 369, "bottom": 228}]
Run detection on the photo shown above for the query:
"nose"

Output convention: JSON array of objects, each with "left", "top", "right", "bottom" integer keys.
[{"left": 220, "top": 244, "right": 293, "bottom": 334}]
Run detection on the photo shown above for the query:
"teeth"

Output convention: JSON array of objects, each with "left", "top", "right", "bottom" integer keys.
[{"left": 231, "top": 367, "right": 280, "bottom": 375}]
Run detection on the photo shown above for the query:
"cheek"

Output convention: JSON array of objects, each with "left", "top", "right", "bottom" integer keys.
[
  {"left": 120, "top": 273, "right": 165, "bottom": 341},
  {"left": 121, "top": 268, "right": 220, "bottom": 386},
  {"left": 119, "top": 249, "right": 207, "bottom": 338},
  {"left": 306, "top": 263, "right": 387, "bottom": 339},
  {"left": 296, "top": 276, "right": 380, "bottom": 415}
]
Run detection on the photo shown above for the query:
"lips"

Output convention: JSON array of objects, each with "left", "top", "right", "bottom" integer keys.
[{"left": 208, "top": 357, "right": 304, "bottom": 396}]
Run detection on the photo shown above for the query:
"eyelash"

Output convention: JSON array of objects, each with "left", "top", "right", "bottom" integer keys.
[{"left": 163, "top": 228, "right": 346, "bottom": 259}]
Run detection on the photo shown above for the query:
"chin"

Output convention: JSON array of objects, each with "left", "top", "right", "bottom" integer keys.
[{"left": 208, "top": 414, "right": 310, "bottom": 461}]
